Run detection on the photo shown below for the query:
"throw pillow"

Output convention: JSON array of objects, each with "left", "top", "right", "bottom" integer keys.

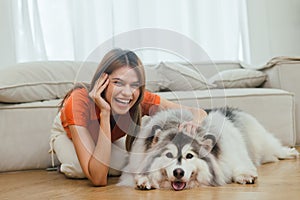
[
  {"left": 156, "top": 61, "right": 215, "bottom": 91},
  {"left": 144, "top": 65, "right": 171, "bottom": 92},
  {"left": 208, "top": 69, "right": 267, "bottom": 88}
]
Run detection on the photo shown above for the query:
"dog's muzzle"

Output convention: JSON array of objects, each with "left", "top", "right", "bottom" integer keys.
[{"left": 171, "top": 168, "right": 186, "bottom": 191}]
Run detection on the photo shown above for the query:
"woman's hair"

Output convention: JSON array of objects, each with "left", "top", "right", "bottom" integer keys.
[{"left": 59, "top": 48, "right": 146, "bottom": 151}]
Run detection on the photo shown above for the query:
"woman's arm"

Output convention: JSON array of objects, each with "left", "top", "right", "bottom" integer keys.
[
  {"left": 159, "top": 97, "right": 207, "bottom": 123},
  {"left": 159, "top": 97, "right": 207, "bottom": 134},
  {"left": 69, "top": 110, "right": 111, "bottom": 186},
  {"left": 70, "top": 73, "right": 112, "bottom": 186}
]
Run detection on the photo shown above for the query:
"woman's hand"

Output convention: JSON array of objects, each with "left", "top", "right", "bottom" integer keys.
[
  {"left": 89, "top": 73, "right": 111, "bottom": 113},
  {"left": 159, "top": 97, "right": 207, "bottom": 136},
  {"left": 179, "top": 121, "right": 200, "bottom": 136},
  {"left": 179, "top": 109, "right": 207, "bottom": 136}
]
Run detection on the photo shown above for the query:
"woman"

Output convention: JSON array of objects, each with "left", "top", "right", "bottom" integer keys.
[{"left": 49, "top": 48, "right": 207, "bottom": 186}]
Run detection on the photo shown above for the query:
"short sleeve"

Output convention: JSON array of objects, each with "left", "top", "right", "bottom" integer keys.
[
  {"left": 60, "top": 88, "right": 91, "bottom": 129},
  {"left": 141, "top": 90, "right": 161, "bottom": 116}
]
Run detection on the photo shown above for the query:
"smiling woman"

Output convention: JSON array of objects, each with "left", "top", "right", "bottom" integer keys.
[{"left": 50, "top": 49, "right": 147, "bottom": 186}]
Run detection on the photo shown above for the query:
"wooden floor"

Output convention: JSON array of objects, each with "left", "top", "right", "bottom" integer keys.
[{"left": 1, "top": 150, "right": 300, "bottom": 200}]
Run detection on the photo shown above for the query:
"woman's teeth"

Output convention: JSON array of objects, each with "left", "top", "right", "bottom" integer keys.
[{"left": 116, "top": 98, "right": 130, "bottom": 104}]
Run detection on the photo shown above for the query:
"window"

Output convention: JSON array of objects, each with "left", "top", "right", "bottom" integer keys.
[{"left": 12, "top": 0, "right": 248, "bottom": 64}]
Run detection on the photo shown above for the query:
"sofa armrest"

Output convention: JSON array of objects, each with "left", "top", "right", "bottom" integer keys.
[
  {"left": 261, "top": 59, "right": 300, "bottom": 90},
  {"left": 260, "top": 57, "right": 300, "bottom": 145}
]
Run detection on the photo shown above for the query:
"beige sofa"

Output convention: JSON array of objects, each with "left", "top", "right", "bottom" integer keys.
[{"left": 0, "top": 57, "right": 299, "bottom": 172}]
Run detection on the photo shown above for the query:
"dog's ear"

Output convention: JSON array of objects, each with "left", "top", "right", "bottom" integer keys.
[
  {"left": 199, "top": 134, "right": 216, "bottom": 157},
  {"left": 151, "top": 125, "right": 162, "bottom": 145},
  {"left": 145, "top": 125, "right": 162, "bottom": 148}
]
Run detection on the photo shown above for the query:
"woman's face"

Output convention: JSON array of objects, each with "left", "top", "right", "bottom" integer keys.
[{"left": 105, "top": 65, "right": 141, "bottom": 115}]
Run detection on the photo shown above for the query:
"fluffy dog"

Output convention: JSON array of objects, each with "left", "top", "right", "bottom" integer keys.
[{"left": 118, "top": 107, "right": 299, "bottom": 190}]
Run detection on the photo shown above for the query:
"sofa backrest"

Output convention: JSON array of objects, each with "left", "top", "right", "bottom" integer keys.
[
  {"left": 145, "top": 62, "right": 241, "bottom": 78},
  {"left": 0, "top": 61, "right": 242, "bottom": 103}
]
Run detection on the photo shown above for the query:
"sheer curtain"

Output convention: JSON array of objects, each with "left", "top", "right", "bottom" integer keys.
[
  {"left": 12, "top": 0, "right": 47, "bottom": 62},
  {"left": 11, "top": 0, "right": 249, "bottom": 64}
]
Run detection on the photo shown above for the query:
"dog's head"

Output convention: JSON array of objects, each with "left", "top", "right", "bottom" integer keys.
[{"left": 145, "top": 125, "right": 220, "bottom": 191}]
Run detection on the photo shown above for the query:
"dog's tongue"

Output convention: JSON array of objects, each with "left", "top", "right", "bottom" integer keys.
[{"left": 171, "top": 181, "right": 186, "bottom": 191}]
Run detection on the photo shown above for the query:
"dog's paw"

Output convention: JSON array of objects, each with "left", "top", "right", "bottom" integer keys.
[
  {"left": 135, "top": 175, "right": 152, "bottom": 190},
  {"left": 288, "top": 147, "right": 299, "bottom": 158},
  {"left": 234, "top": 174, "right": 257, "bottom": 184}
]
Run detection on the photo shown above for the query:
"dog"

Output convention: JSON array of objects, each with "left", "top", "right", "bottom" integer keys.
[{"left": 117, "top": 107, "right": 299, "bottom": 190}]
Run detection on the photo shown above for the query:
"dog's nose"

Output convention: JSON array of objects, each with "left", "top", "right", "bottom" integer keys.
[{"left": 173, "top": 168, "right": 185, "bottom": 179}]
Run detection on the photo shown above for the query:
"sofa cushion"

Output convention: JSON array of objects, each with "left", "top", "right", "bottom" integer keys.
[
  {"left": 157, "top": 88, "right": 295, "bottom": 146},
  {"left": 0, "top": 61, "right": 98, "bottom": 103},
  {"left": 209, "top": 69, "right": 267, "bottom": 88},
  {"left": 155, "top": 61, "right": 215, "bottom": 91},
  {"left": 0, "top": 99, "right": 61, "bottom": 172},
  {"left": 144, "top": 65, "right": 171, "bottom": 92}
]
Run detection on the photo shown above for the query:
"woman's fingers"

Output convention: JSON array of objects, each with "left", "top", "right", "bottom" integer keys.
[
  {"left": 97, "top": 77, "right": 109, "bottom": 94},
  {"left": 179, "top": 121, "right": 199, "bottom": 136},
  {"left": 89, "top": 73, "right": 109, "bottom": 98},
  {"left": 95, "top": 73, "right": 108, "bottom": 91},
  {"left": 89, "top": 74, "right": 111, "bottom": 112}
]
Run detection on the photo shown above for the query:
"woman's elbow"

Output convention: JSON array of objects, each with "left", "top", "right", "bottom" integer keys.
[
  {"left": 88, "top": 173, "right": 108, "bottom": 186},
  {"left": 90, "top": 178, "right": 107, "bottom": 187}
]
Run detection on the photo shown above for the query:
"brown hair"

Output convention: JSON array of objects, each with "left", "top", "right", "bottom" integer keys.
[{"left": 60, "top": 48, "right": 146, "bottom": 151}]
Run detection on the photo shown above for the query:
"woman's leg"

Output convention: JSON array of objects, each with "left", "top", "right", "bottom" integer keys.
[
  {"left": 49, "top": 113, "right": 85, "bottom": 178},
  {"left": 51, "top": 133, "right": 128, "bottom": 178},
  {"left": 50, "top": 112, "right": 129, "bottom": 178}
]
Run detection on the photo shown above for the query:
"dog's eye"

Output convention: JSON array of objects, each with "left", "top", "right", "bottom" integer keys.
[
  {"left": 186, "top": 153, "right": 194, "bottom": 159},
  {"left": 166, "top": 152, "right": 173, "bottom": 158}
]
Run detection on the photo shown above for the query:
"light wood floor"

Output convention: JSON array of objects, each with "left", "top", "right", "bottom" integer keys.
[{"left": 1, "top": 150, "right": 300, "bottom": 200}]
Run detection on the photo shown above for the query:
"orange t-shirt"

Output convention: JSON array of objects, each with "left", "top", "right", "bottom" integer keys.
[{"left": 60, "top": 88, "right": 160, "bottom": 142}]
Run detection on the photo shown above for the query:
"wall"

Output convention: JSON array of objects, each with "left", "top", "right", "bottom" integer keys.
[{"left": 246, "top": 0, "right": 300, "bottom": 66}]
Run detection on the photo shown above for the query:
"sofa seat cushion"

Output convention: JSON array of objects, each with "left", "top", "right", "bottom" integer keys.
[
  {"left": 0, "top": 99, "right": 60, "bottom": 172},
  {"left": 157, "top": 88, "right": 295, "bottom": 146}
]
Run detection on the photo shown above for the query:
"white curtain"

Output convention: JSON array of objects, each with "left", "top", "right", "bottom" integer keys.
[
  {"left": 12, "top": 0, "right": 47, "bottom": 62},
  {"left": 11, "top": 0, "right": 249, "bottom": 64}
]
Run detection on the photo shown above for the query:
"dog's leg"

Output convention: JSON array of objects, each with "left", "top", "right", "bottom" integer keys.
[
  {"left": 231, "top": 150, "right": 259, "bottom": 184},
  {"left": 233, "top": 167, "right": 258, "bottom": 184},
  {"left": 218, "top": 130, "right": 258, "bottom": 184},
  {"left": 213, "top": 142, "right": 258, "bottom": 185},
  {"left": 230, "top": 151, "right": 258, "bottom": 184},
  {"left": 257, "top": 131, "right": 299, "bottom": 163},
  {"left": 276, "top": 147, "right": 299, "bottom": 159},
  {"left": 135, "top": 174, "right": 153, "bottom": 190},
  {"left": 234, "top": 111, "right": 299, "bottom": 164}
]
